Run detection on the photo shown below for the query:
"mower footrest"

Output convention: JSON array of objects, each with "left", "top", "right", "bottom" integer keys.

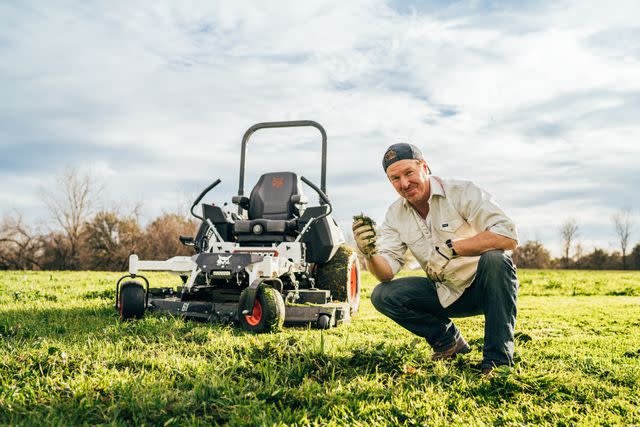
[
  {"left": 148, "top": 297, "right": 238, "bottom": 323},
  {"left": 295, "top": 289, "right": 330, "bottom": 304},
  {"left": 284, "top": 303, "right": 350, "bottom": 327}
]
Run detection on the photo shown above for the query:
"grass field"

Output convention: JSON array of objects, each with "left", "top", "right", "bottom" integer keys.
[{"left": 1, "top": 269, "right": 640, "bottom": 426}]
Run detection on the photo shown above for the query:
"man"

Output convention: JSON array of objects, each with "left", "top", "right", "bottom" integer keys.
[{"left": 353, "top": 143, "right": 519, "bottom": 375}]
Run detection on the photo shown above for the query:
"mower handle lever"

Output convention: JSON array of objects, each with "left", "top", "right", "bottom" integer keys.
[
  {"left": 300, "top": 176, "right": 332, "bottom": 217},
  {"left": 190, "top": 179, "right": 221, "bottom": 220},
  {"left": 295, "top": 176, "right": 333, "bottom": 243}
]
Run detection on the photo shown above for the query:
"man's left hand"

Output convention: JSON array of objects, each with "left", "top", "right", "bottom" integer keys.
[
  {"left": 425, "top": 241, "right": 459, "bottom": 283},
  {"left": 425, "top": 263, "right": 445, "bottom": 283}
]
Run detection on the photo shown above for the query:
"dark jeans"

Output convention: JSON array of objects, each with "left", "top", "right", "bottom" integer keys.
[{"left": 370, "top": 250, "right": 519, "bottom": 369}]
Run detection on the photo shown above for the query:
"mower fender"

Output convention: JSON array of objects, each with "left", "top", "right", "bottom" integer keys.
[{"left": 239, "top": 278, "right": 264, "bottom": 317}]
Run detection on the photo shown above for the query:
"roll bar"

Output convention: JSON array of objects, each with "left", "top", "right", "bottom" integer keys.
[{"left": 237, "top": 120, "right": 328, "bottom": 198}]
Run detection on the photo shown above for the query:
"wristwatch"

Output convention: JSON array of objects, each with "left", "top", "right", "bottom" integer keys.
[{"left": 445, "top": 239, "right": 458, "bottom": 256}]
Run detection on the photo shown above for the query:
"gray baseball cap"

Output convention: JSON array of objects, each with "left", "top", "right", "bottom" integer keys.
[{"left": 382, "top": 143, "right": 423, "bottom": 172}]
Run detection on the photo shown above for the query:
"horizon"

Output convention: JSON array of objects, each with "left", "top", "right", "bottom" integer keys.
[{"left": 1, "top": 1, "right": 639, "bottom": 257}]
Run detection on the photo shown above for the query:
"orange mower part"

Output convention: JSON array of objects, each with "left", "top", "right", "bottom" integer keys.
[
  {"left": 349, "top": 261, "right": 359, "bottom": 301},
  {"left": 244, "top": 299, "right": 263, "bottom": 326}
]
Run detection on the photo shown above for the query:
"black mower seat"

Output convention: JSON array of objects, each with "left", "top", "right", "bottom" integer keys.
[{"left": 233, "top": 172, "right": 306, "bottom": 241}]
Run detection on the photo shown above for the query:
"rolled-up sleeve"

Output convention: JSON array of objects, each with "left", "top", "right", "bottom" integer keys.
[
  {"left": 377, "top": 216, "right": 407, "bottom": 276},
  {"left": 457, "top": 181, "right": 518, "bottom": 242}
]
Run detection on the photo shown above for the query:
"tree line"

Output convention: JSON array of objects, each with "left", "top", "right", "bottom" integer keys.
[
  {"left": 0, "top": 210, "right": 198, "bottom": 271},
  {"left": 0, "top": 169, "right": 198, "bottom": 271},
  {"left": 1, "top": 169, "right": 638, "bottom": 271},
  {"left": 511, "top": 239, "right": 640, "bottom": 270},
  {"left": 512, "top": 213, "right": 639, "bottom": 270}
]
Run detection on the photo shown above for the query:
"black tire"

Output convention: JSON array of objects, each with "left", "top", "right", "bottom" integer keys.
[
  {"left": 119, "top": 281, "right": 145, "bottom": 320},
  {"left": 238, "top": 286, "right": 285, "bottom": 333},
  {"left": 317, "top": 314, "right": 331, "bottom": 330},
  {"left": 315, "top": 245, "right": 361, "bottom": 313}
]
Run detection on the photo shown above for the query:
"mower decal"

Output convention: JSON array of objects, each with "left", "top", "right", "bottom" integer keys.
[
  {"left": 195, "top": 253, "right": 265, "bottom": 273},
  {"left": 271, "top": 177, "right": 284, "bottom": 188},
  {"left": 216, "top": 255, "right": 232, "bottom": 268},
  {"left": 182, "top": 302, "right": 190, "bottom": 312}
]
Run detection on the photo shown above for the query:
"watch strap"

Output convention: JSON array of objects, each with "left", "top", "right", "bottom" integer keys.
[{"left": 445, "top": 239, "right": 457, "bottom": 256}]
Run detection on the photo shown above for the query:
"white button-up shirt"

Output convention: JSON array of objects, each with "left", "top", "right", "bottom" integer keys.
[{"left": 378, "top": 176, "right": 518, "bottom": 307}]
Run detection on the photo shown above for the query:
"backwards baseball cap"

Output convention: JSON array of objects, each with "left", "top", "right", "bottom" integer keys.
[{"left": 382, "top": 143, "right": 424, "bottom": 172}]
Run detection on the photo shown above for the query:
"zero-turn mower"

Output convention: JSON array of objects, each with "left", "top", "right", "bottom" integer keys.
[{"left": 115, "top": 121, "right": 360, "bottom": 332}]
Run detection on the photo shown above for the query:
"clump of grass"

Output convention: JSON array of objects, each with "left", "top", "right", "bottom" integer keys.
[{"left": 353, "top": 213, "right": 376, "bottom": 228}]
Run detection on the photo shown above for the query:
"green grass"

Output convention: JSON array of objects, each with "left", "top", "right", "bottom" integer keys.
[{"left": 1, "top": 269, "right": 639, "bottom": 426}]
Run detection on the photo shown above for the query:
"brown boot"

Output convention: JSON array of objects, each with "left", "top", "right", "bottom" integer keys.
[{"left": 431, "top": 336, "right": 471, "bottom": 361}]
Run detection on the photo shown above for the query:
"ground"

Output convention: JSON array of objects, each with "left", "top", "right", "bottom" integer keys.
[{"left": 1, "top": 269, "right": 639, "bottom": 425}]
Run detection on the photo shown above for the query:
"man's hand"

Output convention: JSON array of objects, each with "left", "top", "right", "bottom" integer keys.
[
  {"left": 425, "top": 263, "right": 445, "bottom": 283},
  {"left": 425, "top": 241, "right": 456, "bottom": 283},
  {"left": 352, "top": 216, "right": 378, "bottom": 258}
]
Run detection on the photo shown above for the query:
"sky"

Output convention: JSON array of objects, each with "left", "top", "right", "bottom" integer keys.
[{"left": 1, "top": 0, "right": 639, "bottom": 256}]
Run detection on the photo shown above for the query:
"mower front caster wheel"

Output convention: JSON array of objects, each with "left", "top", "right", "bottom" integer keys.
[
  {"left": 239, "top": 286, "right": 285, "bottom": 333},
  {"left": 119, "top": 281, "right": 145, "bottom": 320},
  {"left": 317, "top": 314, "right": 331, "bottom": 330}
]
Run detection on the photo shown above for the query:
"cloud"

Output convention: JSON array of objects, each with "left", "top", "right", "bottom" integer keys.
[{"left": 1, "top": 0, "right": 639, "bottom": 255}]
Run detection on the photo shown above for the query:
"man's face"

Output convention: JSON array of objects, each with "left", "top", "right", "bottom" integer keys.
[{"left": 386, "top": 159, "right": 430, "bottom": 204}]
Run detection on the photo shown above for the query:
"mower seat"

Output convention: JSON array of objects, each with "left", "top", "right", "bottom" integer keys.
[{"left": 234, "top": 172, "right": 306, "bottom": 242}]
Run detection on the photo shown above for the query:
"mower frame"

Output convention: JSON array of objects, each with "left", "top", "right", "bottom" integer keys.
[{"left": 115, "top": 120, "right": 359, "bottom": 331}]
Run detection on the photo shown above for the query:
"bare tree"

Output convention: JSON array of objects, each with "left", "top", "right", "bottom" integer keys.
[
  {"left": 574, "top": 242, "right": 584, "bottom": 262},
  {"left": 0, "top": 213, "right": 43, "bottom": 270},
  {"left": 612, "top": 209, "right": 633, "bottom": 270},
  {"left": 560, "top": 218, "right": 579, "bottom": 268},
  {"left": 42, "top": 167, "right": 99, "bottom": 269}
]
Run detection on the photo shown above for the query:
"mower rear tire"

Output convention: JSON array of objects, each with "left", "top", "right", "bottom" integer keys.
[
  {"left": 315, "top": 245, "right": 361, "bottom": 313},
  {"left": 119, "top": 281, "right": 145, "bottom": 320},
  {"left": 239, "top": 286, "right": 285, "bottom": 333}
]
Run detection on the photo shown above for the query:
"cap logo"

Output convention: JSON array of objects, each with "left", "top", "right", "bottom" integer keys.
[{"left": 384, "top": 150, "right": 397, "bottom": 162}]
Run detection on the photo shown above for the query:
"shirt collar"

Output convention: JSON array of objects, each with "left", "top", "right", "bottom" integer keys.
[{"left": 401, "top": 175, "right": 445, "bottom": 210}]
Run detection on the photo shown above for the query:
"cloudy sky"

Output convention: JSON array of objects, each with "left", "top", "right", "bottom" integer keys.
[{"left": 1, "top": 0, "right": 639, "bottom": 256}]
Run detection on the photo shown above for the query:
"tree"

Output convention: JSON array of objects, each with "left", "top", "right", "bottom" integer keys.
[
  {"left": 578, "top": 248, "right": 609, "bottom": 270},
  {"left": 512, "top": 240, "right": 551, "bottom": 269},
  {"left": 139, "top": 213, "right": 198, "bottom": 260},
  {"left": 42, "top": 167, "right": 98, "bottom": 269},
  {"left": 38, "top": 231, "right": 73, "bottom": 270},
  {"left": 631, "top": 243, "right": 640, "bottom": 270},
  {"left": 612, "top": 209, "right": 633, "bottom": 270},
  {"left": 81, "top": 210, "right": 143, "bottom": 270},
  {"left": 0, "top": 214, "right": 43, "bottom": 270},
  {"left": 560, "top": 218, "right": 579, "bottom": 268}
]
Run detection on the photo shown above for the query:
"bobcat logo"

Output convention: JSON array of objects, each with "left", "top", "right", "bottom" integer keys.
[
  {"left": 216, "top": 255, "right": 231, "bottom": 268},
  {"left": 272, "top": 177, "right": 284, "bottom": 189}
]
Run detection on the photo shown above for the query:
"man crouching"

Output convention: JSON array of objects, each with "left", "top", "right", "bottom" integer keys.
[{"left": 354, "top": 143, "right": 519, "bottom": 376}]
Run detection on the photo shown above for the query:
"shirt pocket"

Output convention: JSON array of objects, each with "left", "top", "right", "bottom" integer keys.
[
  {"left": 400, "top": 226, "right": 422, "bottom": 245},
  {"left": 401, "top": 226, "right": 432, "bottom": 267},
  {"left": 437, "top": 218, "right": 464, "bottom": 235}
]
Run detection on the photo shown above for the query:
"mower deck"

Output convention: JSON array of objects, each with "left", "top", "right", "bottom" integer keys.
[{"left": 146, "top": 293, "right": 350, "bottom": 328}]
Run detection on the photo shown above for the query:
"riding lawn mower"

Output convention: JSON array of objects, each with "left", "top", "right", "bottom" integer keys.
[{"left": 115, "top": 121, "right": 360, "bottom": 332}]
